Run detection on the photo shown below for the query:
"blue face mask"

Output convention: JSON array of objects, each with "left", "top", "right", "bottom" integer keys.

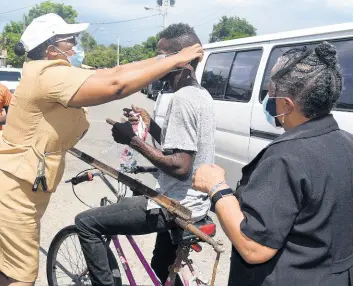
[
  {"left": 262, "top": 93, "right": 284, "bottom": 128},
  {"left": 55, "top": 44, "right": 85, "bottom": 67},
  {"left": 67, "top": 44, "right": 85, "bottom": 67}
]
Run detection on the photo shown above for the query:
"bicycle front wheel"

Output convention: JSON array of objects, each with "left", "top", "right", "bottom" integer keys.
[{"left": 46, "top": 225, "right": 121, "bottom": 286}]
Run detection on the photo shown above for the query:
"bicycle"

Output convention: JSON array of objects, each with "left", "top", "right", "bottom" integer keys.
[{"left": 46, "top": 148, "right": 223, "bottom": 286}]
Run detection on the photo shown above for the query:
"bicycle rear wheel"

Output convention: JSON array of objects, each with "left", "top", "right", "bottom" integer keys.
[{"left": 47, "top": 225, "right": 122, "bottom": 286}]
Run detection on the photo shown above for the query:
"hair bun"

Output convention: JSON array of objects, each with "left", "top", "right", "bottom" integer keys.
[
  {"left": 315, "top": 41, "right": 338, "bottom": 68},
  {"left": 14, "top": 42, "right": 26, "bottom": 57}
]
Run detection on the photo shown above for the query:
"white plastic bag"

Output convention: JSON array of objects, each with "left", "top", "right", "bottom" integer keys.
[{"left": 119, "top": 112, "right": 148, "bottom": 173}]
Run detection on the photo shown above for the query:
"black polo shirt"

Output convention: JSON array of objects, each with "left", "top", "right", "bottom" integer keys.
[{"left": 230, "top": 115, "right": 353, "bottom": 286}]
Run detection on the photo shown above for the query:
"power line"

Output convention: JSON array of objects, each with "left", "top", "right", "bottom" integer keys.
[
  {"left": 0, "top": 4, "right": 38, "bottom": 16},
  {"left": 194, "top": 0, "right": 248, "bottom": 28},
  {"left": 192, "top": 5, "right": 232, "bottom": 25},
  {"left": 91, "top": 14, "right": 159, "bottom": 25}
]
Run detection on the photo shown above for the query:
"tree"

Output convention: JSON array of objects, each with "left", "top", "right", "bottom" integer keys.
[
  {"left": 80, "top": 31, "right": 97, "bottom": 53},
  {"left": 85, "top": 45, "right": 117, "bottom": 68},
  {"left": 25, "top": 1, "right": 78, "bottom": 25},
  {"left": 209, "top": 16, "right": 256, "bottom": 43},
  {"left": 142, "top": 36, "right": 158, "bottom": 52},
  {"left": 2, "top": 22, "right": 25, "bottom": 67}
]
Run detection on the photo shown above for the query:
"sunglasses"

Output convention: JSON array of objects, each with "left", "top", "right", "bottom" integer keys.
[{"left": 54, "top": 35, "right": 77, "bottom": 46}]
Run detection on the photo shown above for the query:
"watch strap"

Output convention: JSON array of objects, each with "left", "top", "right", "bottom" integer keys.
[{"left": 210, "top": 188, "right": 234, "bottom": 212}]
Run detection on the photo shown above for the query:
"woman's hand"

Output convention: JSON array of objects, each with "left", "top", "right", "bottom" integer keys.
[
  {"left": 192, "top": 164, "right": 227, "bottom": 194},
  {"left": 123, "top": 105, "right": 151, "bottom": 128},
  {"left": 174, "top": 44, "right": 204, "bottom": 68}
]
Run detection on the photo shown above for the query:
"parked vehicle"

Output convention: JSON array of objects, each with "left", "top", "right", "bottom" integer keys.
[
  {"left": 153, "top": 23, "right": 353, "bottom": 189},
  {"left": 0, "top": 67, "right": 22, "bottom": 93},
  {"left": 143, "top": 80, "right": 165, "bottom": 100}
]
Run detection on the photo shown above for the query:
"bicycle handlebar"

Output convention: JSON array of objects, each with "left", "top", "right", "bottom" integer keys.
[{"left": 65, "top": 172, "right": 98, "bottom": 185}]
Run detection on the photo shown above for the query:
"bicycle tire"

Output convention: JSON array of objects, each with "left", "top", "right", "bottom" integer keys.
[{"left": 47, "top": 225, "right": 122, "bottom": 286}]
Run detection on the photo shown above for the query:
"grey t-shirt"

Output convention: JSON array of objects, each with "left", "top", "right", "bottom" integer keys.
[{"left": 147, "top": 86, "right": 216, "bottom": 221}]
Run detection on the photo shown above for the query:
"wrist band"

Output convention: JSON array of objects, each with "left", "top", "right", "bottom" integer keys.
[{"left": 209, "top": 181, "right": 227, "bottom": 197}]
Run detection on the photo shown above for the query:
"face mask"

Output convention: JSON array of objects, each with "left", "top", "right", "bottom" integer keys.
[
  {"left": 262, "top": 93, "right": 284, "bottom": 128},
  {"left": 67, "top": 44, "right": 85, "bottom": 67},
  {"left": 55, "top": 44, "right": 85, "bottom": 67}
]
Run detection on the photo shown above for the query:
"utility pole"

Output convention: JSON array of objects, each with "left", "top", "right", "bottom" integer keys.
[
  {"left": 145, "top": 0, "right": 175, "bottom": 30},
  {"left": 162, "top": 0, "right": 168, "bottom": 29},
  {"left": 117, "top": 37, "right": 120, "bottom": 66}
]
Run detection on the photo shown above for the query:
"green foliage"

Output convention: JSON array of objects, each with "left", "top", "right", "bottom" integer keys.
[
  {"left": 25, "top": 1, "right": 78, "bottom": 25},
  {"left": 80, "top": 31, "right": 97, "bottom": 52},
  {"left": 3, "top": 21, "right": 23, "bottom": 34},
  {"left": 3, "top": 29, "right": 25, "bottom": 67},
  {"left": 83, "top": 36, "right": 158, "bottom": 68},
  {"left": 85, "top": 45, "right": 117, "bottom": 68},
  {"left": 209, "top": 16, "right": 256, "bottom": 43}
]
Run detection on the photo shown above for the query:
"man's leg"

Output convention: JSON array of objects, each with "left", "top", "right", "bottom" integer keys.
[
  {"left": 75, "top": 196, "right": 175, "bottom": 286},
  {"left": 151, "top": 231, "right": 183, "bottom": 286}
]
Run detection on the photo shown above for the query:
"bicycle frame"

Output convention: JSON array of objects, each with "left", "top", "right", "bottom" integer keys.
[{"left": 97, "top": 173, "right": 207, "bottom": 286}]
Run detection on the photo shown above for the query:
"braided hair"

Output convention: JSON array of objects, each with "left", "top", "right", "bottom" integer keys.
[{"left": 271, "top": 41, "right": 343, "bottom": 118}]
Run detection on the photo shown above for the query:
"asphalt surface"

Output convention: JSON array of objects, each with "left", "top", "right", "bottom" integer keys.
[{"left": 36, "top": 92, "right": 231, "bottom": 286}]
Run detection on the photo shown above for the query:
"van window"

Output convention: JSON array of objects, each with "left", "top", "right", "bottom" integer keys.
[
  {"left": 225, "top": 50, "right": 262, "bottom": 102},
  {"left": 0, "top": 71, "right": 21, "bottom": 82},
  {"left": 260, "top": 39, "right": 353, "bottom": 111},
  {"left": 201, "top": 52, "right": 235, "bottom": 99},
  {"left": 334, "top": 40, "right": 353, "bottom": 110}
]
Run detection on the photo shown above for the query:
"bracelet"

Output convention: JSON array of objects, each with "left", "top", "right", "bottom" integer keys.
[{"left": 209, "top": 181, "right": 227, "bottom": 197}]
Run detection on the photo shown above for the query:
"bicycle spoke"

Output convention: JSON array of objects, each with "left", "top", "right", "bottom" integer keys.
[
  {"left": 61, "top": 238, "right": 77, "bottom": 274},
  {"left": 65, "top": 236, "right": 81, "bottom": 274},
  {"left": 69, "top": 235, "right": 82, "bottom": 273},
  {"left": 54, "top": 233, "right": 92, "bottom": 285}
]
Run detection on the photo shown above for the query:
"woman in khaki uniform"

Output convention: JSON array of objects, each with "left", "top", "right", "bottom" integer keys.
[{"left": 0, "top": 13, "right": 203, "bottom": 286}]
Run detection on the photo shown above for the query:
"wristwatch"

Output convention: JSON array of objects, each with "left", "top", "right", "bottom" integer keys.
[{"left": 210, "top": 188, "right": 234, "bottom": 212}]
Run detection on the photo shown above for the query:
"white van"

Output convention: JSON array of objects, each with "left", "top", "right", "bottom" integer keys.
[
  {"left": 0, "top": 67, "right": 22, "bottom": 93},
  {"left": 153, "top": 23, "right": 353, "bottom": 189}
]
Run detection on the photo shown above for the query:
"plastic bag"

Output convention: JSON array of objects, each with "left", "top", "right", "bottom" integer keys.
[{"left": 119, "top": 112, "right": 149, "bottom": 173}]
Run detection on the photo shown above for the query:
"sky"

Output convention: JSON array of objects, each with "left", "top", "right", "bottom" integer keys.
[{"left": 0, "top": 0, "right": 352, "bottom": 47}]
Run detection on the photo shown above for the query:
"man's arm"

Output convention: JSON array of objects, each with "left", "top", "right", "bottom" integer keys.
[
  {"left": 130, "top": 136, "right": 193, "bottom": 181},
  {"left": 149, "top": 119, "right": 162, "bottom": 144}
]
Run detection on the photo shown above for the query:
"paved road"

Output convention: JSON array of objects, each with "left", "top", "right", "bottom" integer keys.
[{"left": 36, "top": 92, "right": 231, "bottom": 285}]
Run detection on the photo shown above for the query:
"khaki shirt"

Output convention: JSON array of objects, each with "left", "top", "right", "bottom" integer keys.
[{"left": 0, "top": 60, "right": 95, "bottom": 192}]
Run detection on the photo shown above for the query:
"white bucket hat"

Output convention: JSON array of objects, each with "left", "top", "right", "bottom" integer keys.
[{"left": 20, "top": 13, "right": 89, "bottom": 52}]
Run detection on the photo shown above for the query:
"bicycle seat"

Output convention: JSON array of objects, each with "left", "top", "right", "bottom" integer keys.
[{"left": 170, "top": 215, "right": 216, "bottom": 245}]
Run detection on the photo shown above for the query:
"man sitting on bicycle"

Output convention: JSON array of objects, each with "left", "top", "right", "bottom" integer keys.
[{"left": 75, "top": 23, "right": 216, "bottom": 286}]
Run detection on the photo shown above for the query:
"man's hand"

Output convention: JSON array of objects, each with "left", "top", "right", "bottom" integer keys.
[
  {"left": 123, "top": 105, "right": 151, "bottom": 129},
  {"left": 192, "top": 164, "right": 227, "bottom": 194},
  {"left": 111, "top": 122, "right": 137, "bottom": 145}
]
